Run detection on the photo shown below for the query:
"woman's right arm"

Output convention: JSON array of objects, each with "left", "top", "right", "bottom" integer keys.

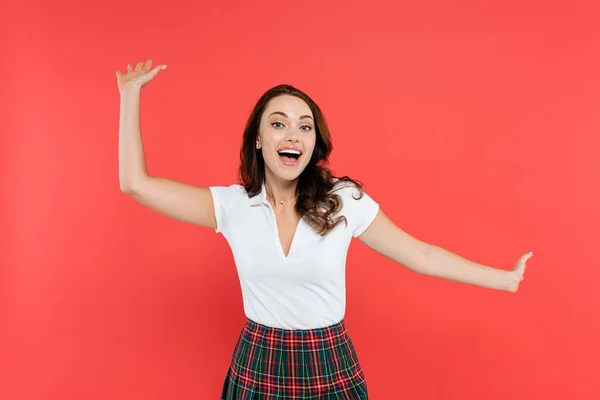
[{"left": 117, "top": 59, "right": 217, "bottom": 229}]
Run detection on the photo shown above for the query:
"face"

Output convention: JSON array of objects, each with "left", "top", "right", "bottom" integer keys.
[{"left": 256, "top": 94, "right": 317, "bottom": 183}]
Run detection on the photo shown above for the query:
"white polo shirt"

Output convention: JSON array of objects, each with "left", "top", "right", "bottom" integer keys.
[{"left": 209, "top": 180, "right": 379, "bottom": 330}]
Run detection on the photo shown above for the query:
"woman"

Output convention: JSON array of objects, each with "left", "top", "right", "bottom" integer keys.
[{"left": 116, "top": 59, "right": 533, "bottom": 399}]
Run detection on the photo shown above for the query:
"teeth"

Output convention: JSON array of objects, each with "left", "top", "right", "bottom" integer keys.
[{"left": 278, "top": 149, "right": 301, "bottom": 155}]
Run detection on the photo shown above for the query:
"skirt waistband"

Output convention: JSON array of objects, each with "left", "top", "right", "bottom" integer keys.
[{"left": 241, "top": 318, "right": 349, "bottom": 352}]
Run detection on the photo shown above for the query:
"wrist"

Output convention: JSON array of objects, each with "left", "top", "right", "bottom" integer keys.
[
  {"left": 502, "top": 270, "right": 518, "bottom": 292},
  {"left": 119, "top": 86, "right": 141, "bottom": 98}
]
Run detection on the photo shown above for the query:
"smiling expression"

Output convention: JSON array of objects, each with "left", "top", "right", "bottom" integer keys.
[{"left": 257, "top": 94, "right": 317, "bottom": 181}]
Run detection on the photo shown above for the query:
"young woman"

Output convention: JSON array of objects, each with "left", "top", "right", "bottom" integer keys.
[{"left": 116, "top": 59, "right": 533, "bottom": 399}]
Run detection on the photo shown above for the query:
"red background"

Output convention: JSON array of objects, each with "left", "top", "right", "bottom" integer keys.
[{"left": 2, "top": 0, "right": 599, "bottom": 398}]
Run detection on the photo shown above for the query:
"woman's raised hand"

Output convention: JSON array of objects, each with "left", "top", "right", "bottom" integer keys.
[{"left": 116, "top": 58, "right": 166, "bottom": 94}]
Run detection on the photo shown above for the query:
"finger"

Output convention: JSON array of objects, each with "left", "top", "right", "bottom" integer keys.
[
  {"left": 116, "top": 70, "right": 121, "bottom": 77},
  {"left": 143, "top": 58, "right": 152, "bottom": 72},
  {"left": 514, "top": 259, "right": 526, "bottom": 274},
  {"left": 135, "top": 61, "right": 143, "bottom": 71},
  {"left": 127, "top": 64, "right": 132, "bottom": 73},
  {"left": 148, "top": 64, "right": 166, "bottom": 79},
  {"left": 518, "top": 252, "right": 532, "bottom": 266},
  {"left": 524, "top": 251, "right": 533, "bottom": 267}
]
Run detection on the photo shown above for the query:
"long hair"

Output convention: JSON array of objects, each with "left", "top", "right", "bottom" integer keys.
[{"left": 239, "top": 84, "right": 365, "bottom": 236}]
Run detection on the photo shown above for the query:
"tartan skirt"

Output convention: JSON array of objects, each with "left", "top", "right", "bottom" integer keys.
[{"left": 220, "top": 318, "right": 369, "bottom": 399}]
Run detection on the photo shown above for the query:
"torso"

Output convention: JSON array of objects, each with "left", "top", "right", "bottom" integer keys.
[
  {"left": 210, "top": 182, "right": 379, "bottom": 329},
  {"left": 273, "top": 207, "right": 302, "bottom": 258}
]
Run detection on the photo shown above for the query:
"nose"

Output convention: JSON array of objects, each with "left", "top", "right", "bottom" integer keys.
[{"left": 284, "top": 130, "right": 299, "bottom": 142}]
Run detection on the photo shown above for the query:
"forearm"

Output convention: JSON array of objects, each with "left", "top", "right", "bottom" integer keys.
[
  {"left": 421, "top": 245, "right": 511, "bottom": 291},
  {"left": 118, "top": 88, "right": 149, "bottom": 192}
]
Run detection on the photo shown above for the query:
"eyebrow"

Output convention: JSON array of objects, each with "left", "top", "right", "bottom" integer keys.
[{"left": 268, "top": 111, "right": 314, "bottom": 121}]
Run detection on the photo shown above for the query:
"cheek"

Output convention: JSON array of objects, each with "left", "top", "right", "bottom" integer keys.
[
  {"left": 307, "top": 136, "right": 317, "bottom": 153},
  {"left": 261, "top": 128, "right": 281, "bottom": 144},
  {"left": 262, "top": 136, "right": 279, "bottom": 151}
]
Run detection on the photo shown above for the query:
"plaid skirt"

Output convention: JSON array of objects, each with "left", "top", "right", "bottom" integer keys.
[{"left": 220, "top": 318, "right": 369, "bottom": 399}]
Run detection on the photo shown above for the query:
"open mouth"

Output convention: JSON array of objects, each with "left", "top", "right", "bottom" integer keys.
[{"left": 277, "top": 149, "right": 302, "bottom": 165}]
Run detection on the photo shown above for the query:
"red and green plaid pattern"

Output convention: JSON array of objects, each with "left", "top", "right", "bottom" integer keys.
[{"left": 220, "top": 318, "right": 369, "bottom": 399}]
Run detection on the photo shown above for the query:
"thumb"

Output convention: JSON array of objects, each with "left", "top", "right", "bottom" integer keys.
[
  {"left": 147, "top": 64, "right": 167, "bottom": 80},
  {"left": 514, "top": 252, "right": 533, "bottom": 274}
]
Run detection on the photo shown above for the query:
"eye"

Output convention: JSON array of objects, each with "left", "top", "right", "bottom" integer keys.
[
  {"left": 271, "top": 122, "right": 284, "bottom": 128},
  {"left": 300, "top": 125, "right": 313, "bottom": 131}
]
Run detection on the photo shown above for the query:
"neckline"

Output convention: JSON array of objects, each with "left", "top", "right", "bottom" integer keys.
[
  {"left": 284, "top": 216, "right": 302, "bottom": 259},
  {"left": 269, "top": 206, "right": 303, "bottom": 260}
]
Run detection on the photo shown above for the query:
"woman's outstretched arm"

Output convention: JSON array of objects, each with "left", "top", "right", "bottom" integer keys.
[
  {"left": 357, "top": 209, "right": 532, "bottom": 292},
  {"left": 117, "top": 59, "right": 216, "bottom": 228}
]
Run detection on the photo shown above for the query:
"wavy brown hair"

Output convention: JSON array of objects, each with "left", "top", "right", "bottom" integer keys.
[{"left": 238, "top": 84, "right": 366, "bottom": 236}]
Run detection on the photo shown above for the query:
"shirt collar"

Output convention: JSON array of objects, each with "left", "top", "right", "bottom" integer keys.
[{"left": 249, "top": 181, "right": 268, "bottom": 206}]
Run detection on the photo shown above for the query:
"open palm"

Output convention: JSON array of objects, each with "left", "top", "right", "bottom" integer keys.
[{"left": 116, "top": 58, "right": 165, "bottom": 93}]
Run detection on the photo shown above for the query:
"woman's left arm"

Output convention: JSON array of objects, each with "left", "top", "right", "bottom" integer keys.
[{"left": 357, "top": 209, "right": 533, "bottom": 292}]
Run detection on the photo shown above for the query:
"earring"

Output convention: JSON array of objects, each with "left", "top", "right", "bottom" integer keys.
[{"left": 256, "top": 142, "right": 260, "bottom": 149}]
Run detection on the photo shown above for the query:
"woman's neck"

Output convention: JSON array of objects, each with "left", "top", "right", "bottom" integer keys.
[{"left": 264, "top": 178, "right": 297, "bottom": 209}]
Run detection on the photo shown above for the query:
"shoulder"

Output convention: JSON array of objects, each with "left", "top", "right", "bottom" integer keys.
[
  {"left": 329, "top": 179, "right": 379, "bottom": 237},
  {"left": 209, "top": 184, "right": 249, "bottom": 234},
  {"left": 209, "top": 184, "right": 247, "bottom": 207},
  {"left": 209, "top": 183, "right": 245, "bottom": 195},
  {"left": 330, "top": 179, "right": 364, "bottom": 201}
]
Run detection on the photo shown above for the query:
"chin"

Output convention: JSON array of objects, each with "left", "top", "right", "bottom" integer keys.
[
  {"left": 265, "top": 161, "right": 306, "bottom": 181},
  {"left": 276, "top": 170, "right": 303, "bottom": 181}
]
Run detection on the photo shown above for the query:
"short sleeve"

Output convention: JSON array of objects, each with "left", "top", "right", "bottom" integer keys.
[
  {"left": 335, "top": 182, "right": 380, "bottom": 238},
  {"left": 209, "top": 185, "right": 240, "bottom": 234}
]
